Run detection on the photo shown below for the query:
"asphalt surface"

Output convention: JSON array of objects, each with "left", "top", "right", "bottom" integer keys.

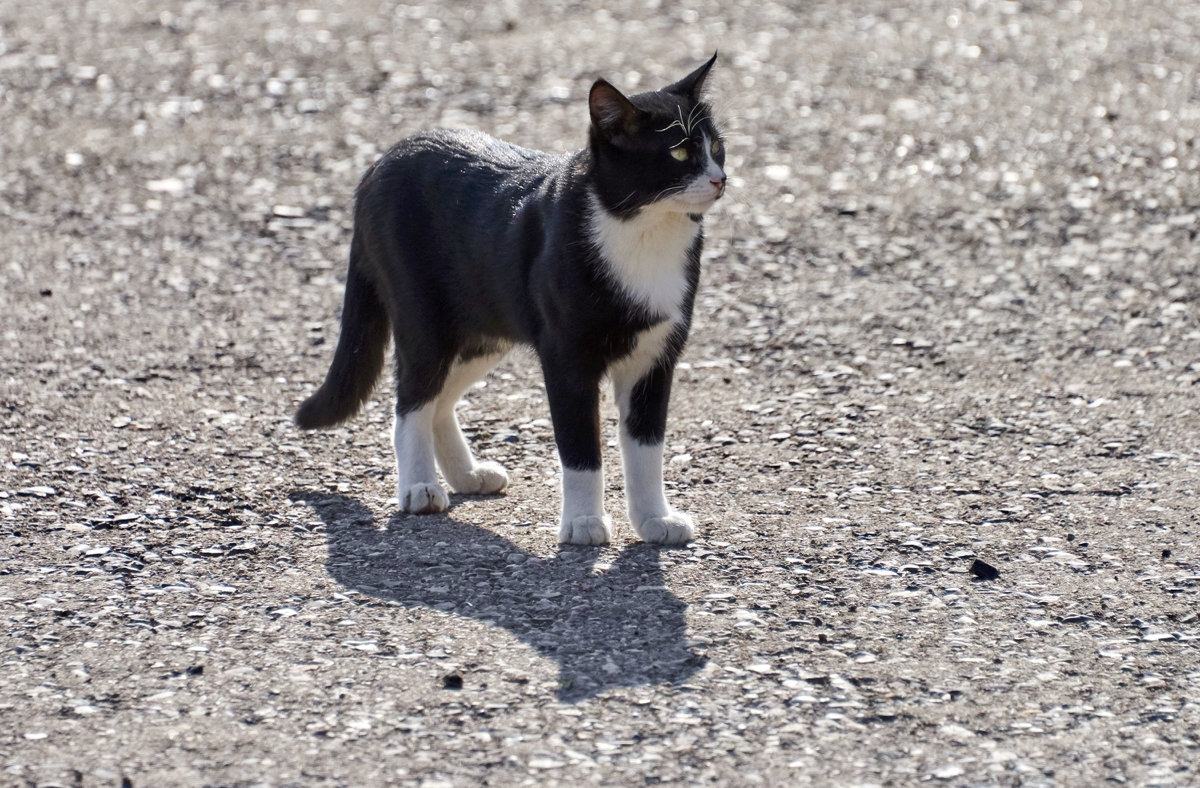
[{"left": 2, "top": 1, "right": 1199, "bottom": 786}]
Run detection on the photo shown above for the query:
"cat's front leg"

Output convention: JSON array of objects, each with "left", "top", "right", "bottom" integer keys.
[
  {"left": 542, "top": 359, "right": 612, "bottom": 545},
  {"left": 613, "top": 362, "right": 695, "bottom": 545},
  {"left": 559, "top": 466, "right": 611, "bottom": 545}
]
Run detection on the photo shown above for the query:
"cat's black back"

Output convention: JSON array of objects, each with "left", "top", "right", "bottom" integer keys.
[{"left": 353, "top": 131, "right": 654, "bottom": 361}]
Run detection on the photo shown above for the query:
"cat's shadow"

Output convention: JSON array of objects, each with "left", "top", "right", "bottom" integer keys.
[{"left": 292, "top": 491, "right": 706, "bottom": 701}]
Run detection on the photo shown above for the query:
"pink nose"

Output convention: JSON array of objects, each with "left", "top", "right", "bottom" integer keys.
[{"left": 711, "top": 175, "right": 727, "bottom": 194}]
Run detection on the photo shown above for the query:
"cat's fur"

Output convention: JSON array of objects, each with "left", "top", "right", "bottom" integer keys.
[{"left": 296, "top": 54, "right": 726, "bottom": 545}]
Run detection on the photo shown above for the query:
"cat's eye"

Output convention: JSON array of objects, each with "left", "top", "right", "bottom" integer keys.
[
  {"left": 711, "top": 138, "right": 722, "bottom": 155},
  {"left": 670, "top": 146, "right": 689, "bottom": 162}
]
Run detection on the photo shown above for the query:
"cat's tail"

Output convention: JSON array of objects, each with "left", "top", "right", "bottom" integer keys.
[{"left": 295, "top": 235, "right": 390, "bottom": 429}]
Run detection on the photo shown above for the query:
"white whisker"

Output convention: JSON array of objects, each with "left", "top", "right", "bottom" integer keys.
[
  {"left": 685, "top": 102, "right": 704, "bottom": 136},
  {"left": 647, "top": 183, "right": 686, "bottom": 204},
  {"left": 611, "top": 190, "right": 640, "bottom": 210}
]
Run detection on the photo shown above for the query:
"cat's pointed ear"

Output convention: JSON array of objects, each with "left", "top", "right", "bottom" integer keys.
[
  {"left": 589, "top": 79, "right": 640, "bottom": 139},
  {"left": 665, "top": 51, "right": 718, "bottom": 100}
]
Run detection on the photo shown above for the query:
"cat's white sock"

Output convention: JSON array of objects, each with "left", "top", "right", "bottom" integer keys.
[
  {"left": 432, "top": 353, "right": 509, "bottom": 495},
  {"left": 619, "top": 431, "right": 694, "bottom": 544},
  {"left": 558, "top": 467, "right": 612, "bottom": 545},
  {"left": 434, "top": 406, "right": 508, "bottom": 494},
  {"left": 394, "top": 405, "right": 449, "bottom": 514}
]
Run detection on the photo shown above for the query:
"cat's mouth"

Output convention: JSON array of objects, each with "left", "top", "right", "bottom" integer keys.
[
  {"left": 690, "top": 180, "right": 726, "bottom": 209},
  {"left": 694, "top": 172, "right": 728, "bottom": 207},
  {"left": 649, "top": 174, "right": 727, "bottom": 215}
]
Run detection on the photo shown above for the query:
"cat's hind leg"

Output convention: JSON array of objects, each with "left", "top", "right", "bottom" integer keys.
[
  {"left": 393, "top": 402, "right": 450, "bottom": 514},
  {"left": 392, "top": 345, "right": 454, "bottom": 514},
  {"left": 432, "top": 350, "right": 510, "bottom": 495}
]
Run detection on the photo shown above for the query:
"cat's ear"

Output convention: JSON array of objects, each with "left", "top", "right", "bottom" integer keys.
[
  {"left": 589, "top": 79, "right": 640, "bottom": 139},
  {"left": 665, "top": 51, "right": 718, "bottom": 100}
]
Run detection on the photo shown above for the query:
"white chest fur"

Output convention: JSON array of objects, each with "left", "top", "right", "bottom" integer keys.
[{"left": 587, "top": 192, "right": 699, "bottom": 323}]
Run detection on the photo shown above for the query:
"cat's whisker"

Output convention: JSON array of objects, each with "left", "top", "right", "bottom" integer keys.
[
  {"left": 647, "top": 183, "right": 687, "bottom": 204},
  {"left": 685, "top": 102, "right": 703, "bottom": 137},
  {"left": 655, "top": 119, "right": 691, "bottom": 148},
  {"left": 610, "top": 189, "right": 645, "bottom": 212}
]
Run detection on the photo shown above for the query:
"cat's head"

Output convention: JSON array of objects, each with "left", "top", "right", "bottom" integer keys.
[{"left": 587, "top": 53, "right": 726, "bottom": 220}]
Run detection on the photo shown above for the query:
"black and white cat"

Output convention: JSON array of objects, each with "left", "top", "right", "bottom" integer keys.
[{"left": 296, "top": 54, "right": 726, "bottom": 545}]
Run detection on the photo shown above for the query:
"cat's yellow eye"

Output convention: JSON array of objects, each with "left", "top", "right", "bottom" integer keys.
[
  {"left": 711, "top": 138, "right": 722, "bottom": 155},
  {"left": 670, "top": 146, "right": 689, "bottom": 162}
]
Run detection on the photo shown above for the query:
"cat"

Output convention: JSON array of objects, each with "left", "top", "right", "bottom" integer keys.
[{"left": 295, "top": 53, "right": 726, "bottom": 545}]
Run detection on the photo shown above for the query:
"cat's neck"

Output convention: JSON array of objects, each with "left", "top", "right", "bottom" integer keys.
[{"left": 586, "top": 189, "right": 699, "bottom": 320}]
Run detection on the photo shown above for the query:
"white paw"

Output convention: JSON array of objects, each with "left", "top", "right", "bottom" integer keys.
[
  {"left": 634, "top": 511, "right": 696, "bottom": 544},
  {"left": 558, "top": 514, "right": 614, "bottom": 545},
  {"left": 400, "top": 482, "right": 450, "bottom": 514},
  {"left": 448, "top": 461, "right": 509, "bottom": 495}
]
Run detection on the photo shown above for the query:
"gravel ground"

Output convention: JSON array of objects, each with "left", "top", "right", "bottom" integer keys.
[{"left": 3, "top": 1, "right": 1200, "bottom": 786}]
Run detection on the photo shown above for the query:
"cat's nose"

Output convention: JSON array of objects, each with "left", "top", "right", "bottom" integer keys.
[{"left": 711, "top": 174, "right": 727, "bottom": 194}]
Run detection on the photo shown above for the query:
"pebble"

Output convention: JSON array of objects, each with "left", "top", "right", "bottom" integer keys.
[
  {"left": 969, "top": 559, "right": 1000, "bottom": 581},
  {"left": 18, "top": 486, "right": 57, "bottom": 497},
  {"left": 145, "top": 177, "right": 186, "bottom": 195},
  {"left": 932, "top": 764, "right": 966, "bottom": 779}
]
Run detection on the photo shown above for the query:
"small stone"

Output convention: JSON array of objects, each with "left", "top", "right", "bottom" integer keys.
[
  {"left": 969, "top": 559, "right": 1000, "bottom": 581},
  {"left": 939, "top": 723, "right": 976, "bottom": 742},
  {"left": 442, "top": 674, "right": 463, "bottom": 690},
  {"left": 145, "top": 177, "right": 186, "bottom": 195},
  {"left": 1142, "top": 633, "right": 1177, "bottom": 642},
  {"left": 932, "top": 764, "right": 965, "bottom": 779},
  {"left": 764, "top": 164, "right": 791, "bottom": 181},
  {"left": 19, "top": 485, "right": 58, "bottom": 497}
]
